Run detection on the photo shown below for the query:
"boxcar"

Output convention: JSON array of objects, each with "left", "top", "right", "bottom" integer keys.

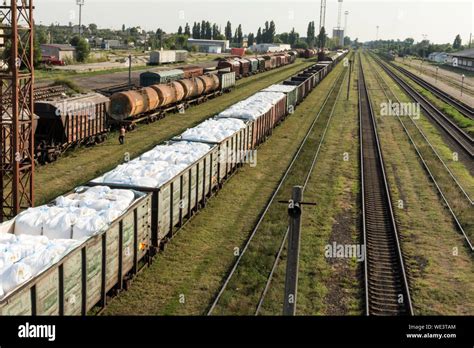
[
  {"left": 140, "top": 69, "right": 185, "bottom": 87},
  {"left": 34, "top": 93, "right": 109, "bottom": 163},
  {"left": 218, "top": 71, "right": 236, "bottom": 92},
  {"left": 179, "top": 66, "right": 204, "bottom": 79},
  {"left": 236, "top": 59, "right": 251, "bottom": 77},
  {"left": 217, "top": 60, "right": 241, "bottom": 78},
  {"left": 247, "top": 58, "right": 259, "bottom": 74}
]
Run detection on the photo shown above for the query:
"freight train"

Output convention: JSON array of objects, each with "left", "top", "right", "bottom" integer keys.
[
  {"left": 29, "top": 52, "right": 298, "bottom": 164},
  {"left": 0, "top": 50, "right": 348, "bottom": 316}
]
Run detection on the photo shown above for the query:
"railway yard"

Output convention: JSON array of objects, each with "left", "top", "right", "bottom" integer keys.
[{"left": 0, "top": 2, "right": 473, "bottom": 330}]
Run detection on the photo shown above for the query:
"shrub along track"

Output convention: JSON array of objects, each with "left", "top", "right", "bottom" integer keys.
[{"left": 34, "top": 59, "right": 315, "bottom": 206}]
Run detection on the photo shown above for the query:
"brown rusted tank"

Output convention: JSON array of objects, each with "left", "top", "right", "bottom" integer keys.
[
  {"left": 169, "top": 81, "right": 185, "bottom": 103},
  {"left": 109, "top": 90, "right": 148, "bottom": 121},
  {"left": 197, "top": 74, "right": 219, "bottom": 94},
  {"left": 143, "top": 87, "right": 160, "bottom": 111},
  {"left": 178, "top": 78, "right": 198, "bottom": 99},
  {"left": 195, "top": 77, "right": 205, "bottom": 96},
  {"left": 150, "top": 84, "right": 177, "bottom": 107}
]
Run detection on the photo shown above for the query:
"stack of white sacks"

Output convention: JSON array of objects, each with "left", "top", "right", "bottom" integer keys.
[
  {"left": 217, "top": 91, "right": 285, "bottom": 121},
  {"left": 179, "top": 118, "right": 247, "bottom": 143},
  {"left": 0, "top": 185, "right": 135, "bottom": 299},
  {"left": 93, "top": 141, "right": 213, "bottom": 188},
  {"left": 262, "top": 84, "right": 297, "bottom": 93},
  {"left": 0, "top": 233, "right": 79, "bottom": 298}
]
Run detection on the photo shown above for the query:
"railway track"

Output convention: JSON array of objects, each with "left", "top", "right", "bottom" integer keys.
[
  {"left": 372, "top": 55, "right": 474, "bottom": 159},
  {"left": 365, "top": 53, "right": 474, "bottom": 251},
  {"left": 387, "top": 61, "right": 474, "bottom": 120},
  {"left": 359, "top": 55, "right": 413, "bottom": 316},
  {"left": 207, "top": 59, "right": 349, "bottom": 316}
]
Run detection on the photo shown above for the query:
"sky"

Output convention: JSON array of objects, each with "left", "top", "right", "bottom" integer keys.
[{"left": 35, "top": 0, "right": 473, "bottom": 44}]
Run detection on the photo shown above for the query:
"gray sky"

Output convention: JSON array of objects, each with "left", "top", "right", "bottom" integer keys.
[{"left": 36, "top": 0, "right": 473, "bottom": 44}]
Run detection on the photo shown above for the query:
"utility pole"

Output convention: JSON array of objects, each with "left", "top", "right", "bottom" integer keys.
[
  {"left": 346, "top": 58, "right": 353, "bottom": 100},
  {"left": 77, "top": 0, "right": 84, "bottom": 37},
  {"left": 0, "top": 0, "right": 35, "bottom": 221},
  {"left": 128, "top": 55, "right": 132, "bottom": 88},
  {"left": 283, "top": 186, "right": 303, "bottom": 316}
]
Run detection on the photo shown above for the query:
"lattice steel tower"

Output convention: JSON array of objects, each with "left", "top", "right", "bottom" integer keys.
[{"left": 0, "top": 0, "right": 35, "bottom": 222}]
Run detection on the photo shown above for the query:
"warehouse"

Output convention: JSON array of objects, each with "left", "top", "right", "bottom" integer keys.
[
  {"left": 187, "top": 38, "right": 230, "bottom": 53},
  {"left": 449, "top": 48, "right": 474, "bottom": 71},
  {"left": 40, "top": 44, "right": 75, "bottom": 61}
]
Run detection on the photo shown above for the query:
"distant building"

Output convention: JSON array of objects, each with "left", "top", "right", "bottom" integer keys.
[
  {"left": 249, "top": 43, "right": 291, "bottom": 53},
  {"left": 40, "top": 44, "right": 76, "bottom": 61},
  {"left": 208, "top": 46, "right": 222, "bottom": 54},
  {"left": 332, "top": 28, "right": 344, "bottom": 47},
  {"left": 187, "top": 38, "right": 230, "bottom": 53},
  {"left": 428, "top": 52, "right": 449, "bottom": 63},
  {"left": 102, "top": 39, "right": 123, "bottom": 50},
  {"left": 448, "top": 49, "right": 474, "bottom": 71}
]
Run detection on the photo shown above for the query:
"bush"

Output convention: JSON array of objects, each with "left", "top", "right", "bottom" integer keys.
[{"left": 70, "top": 36, "right": 90, "bottom": 63}]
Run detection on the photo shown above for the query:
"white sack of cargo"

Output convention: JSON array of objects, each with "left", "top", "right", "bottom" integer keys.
[
  {"left": 13, "top": 186, "right": 136, "bottom": 240},
  {"left": 216, "top": 92, "right": 285, "bottom": 120},
  {"left": 179, "top": 118, "right": 246, "bottom": 143},
  {"left": 0, "top": 262, "right": 32, "bottom": 298},
  {"left": 140, "top": 141, "right": 211, "bottom": 165},
  {"left": 93, "top": 142, "right": 213, "bottom": 189},
  {"left": 262, "top": 84, "right": 297, "bottom": 93},
  {"left": 216, "top": 97, "right": 272, "bottom": 120},
  {"left": 253, "top": 91, "right": 286, "bottom": 105},
  {"left": 0, "top": 233, "right": 79, "bottom": 299},
  {"left": 94, "top": 159, "right": 183, "bottom": 188}
]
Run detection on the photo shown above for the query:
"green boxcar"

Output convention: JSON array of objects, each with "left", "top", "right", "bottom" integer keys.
[
  {"left": 140, "top": 69, "right": 185, "bottom": 87},
  {"left": 0, "top": 190, "right": 151, "bottom": 316},
  {"left": 247, "top": 58, "right": 259, "bottom": 73},
  {"left": 261, "top": 84, "right": 299, "bottom": 112}
]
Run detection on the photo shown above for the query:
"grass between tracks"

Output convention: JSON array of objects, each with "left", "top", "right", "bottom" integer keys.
[
  {"left": 100, "top": 60, "right": 344, "bottom": 315},
  {"left": 368, "top": 54, "right": 474, "bottom": 241},
  {"left": 257, "top": 54, "right": 362, "bottom": 315},
  {"left": 387, "top": 62, "right": 474, "bottom": 136},
  {"left": 35, "top": 59, "right": 314, "bottom": 205},
  {"left": 363, "top": 53, "right": 474, "bottom": 315}
]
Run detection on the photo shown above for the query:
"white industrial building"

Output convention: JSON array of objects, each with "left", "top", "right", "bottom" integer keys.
[
  {"left": 427, "top": 52, "right": 449, "bottom": 63},
  {"left": 248, "top": 43, "right": 291, "bottom": 53},
  {"left": 187, "top": 39, "right": 229, "bottom": 53}
]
